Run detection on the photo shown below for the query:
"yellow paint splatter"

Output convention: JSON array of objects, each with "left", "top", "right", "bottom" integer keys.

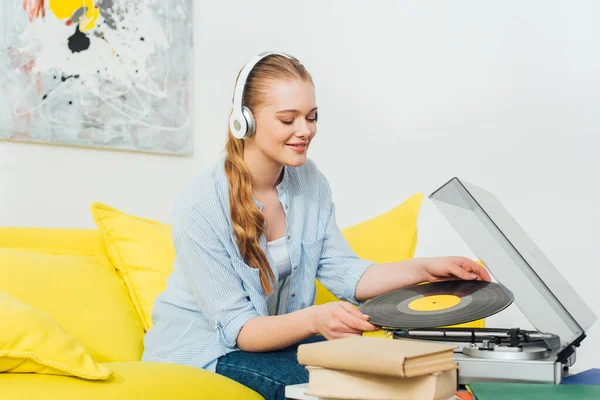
[{"left": 48, "top": 0, "right": 100, "bottom": 32}]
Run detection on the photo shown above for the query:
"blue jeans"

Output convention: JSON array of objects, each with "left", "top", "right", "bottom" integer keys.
[{"left": 215, "top": 335, "right": 328, "bottom": 400}]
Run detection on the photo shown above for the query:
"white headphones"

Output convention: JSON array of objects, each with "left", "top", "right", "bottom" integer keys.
[{"left": 229, "top": 51, "right": 296, "bottom": 140}]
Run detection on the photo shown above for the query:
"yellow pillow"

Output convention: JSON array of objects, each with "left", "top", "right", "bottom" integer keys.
[
  {"left": 0, "top": 290, "right": 112, "bottom": 380},
  {"left": 90, "top": 203, "right": 175, "bottom": 331},
  {"left": 314, "top": 193, "right": 424, "bottom": 306},
  {"left": 0, "top": 249, "right": 144, "bottom": 363}
]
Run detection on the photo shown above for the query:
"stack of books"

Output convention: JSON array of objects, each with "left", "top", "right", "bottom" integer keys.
[{"left": 297, "top": 336, "right": 459, "bottom": 400}]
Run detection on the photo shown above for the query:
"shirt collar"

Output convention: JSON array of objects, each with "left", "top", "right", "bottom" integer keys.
[
  {"left": 252, "top": 165, "right": 289, "bottom": 210},
  {"left": 275, "top": 165, "right": 289, "bottom": 195}
]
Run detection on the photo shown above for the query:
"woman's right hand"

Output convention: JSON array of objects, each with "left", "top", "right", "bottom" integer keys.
[{"left": 310, "top": 302, "right": 378, "bottom": 339}]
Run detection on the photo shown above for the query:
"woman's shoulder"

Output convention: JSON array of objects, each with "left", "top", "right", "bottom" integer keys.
[{"left": 171, "top": 158, "right": 229, "bottom": 234}]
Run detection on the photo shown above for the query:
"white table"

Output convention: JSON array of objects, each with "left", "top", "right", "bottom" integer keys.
[
  {"left": 285, "top": 383, "right": 329, "bottom": 400},
  {"left": 285, "top": 382, "right": 463, "bottom": 400}
]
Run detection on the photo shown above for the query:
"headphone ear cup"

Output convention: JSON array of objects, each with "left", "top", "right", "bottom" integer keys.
[
  {"left": 230, "top": 111, "right": 246, "bottom": 139},
  {"left": 242, "top": 106, "right": 256, "bottom": 139}
]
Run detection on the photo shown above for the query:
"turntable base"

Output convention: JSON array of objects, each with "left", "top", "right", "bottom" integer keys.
[
  {"left": 391, "top": 327, "right": 572, "bottom": 384},
  {"left": 453, "top": 352, "right": 569, "bottom": 385},
  {"left": 462, "top": 345, "right": 549, "bottom": 360}
]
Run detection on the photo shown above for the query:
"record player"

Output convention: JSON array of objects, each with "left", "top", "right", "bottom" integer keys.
[{"left": 359, "top": 177, "right": 597, "bottom": 385}]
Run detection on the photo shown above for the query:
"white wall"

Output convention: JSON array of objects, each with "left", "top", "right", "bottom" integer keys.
[{"left": 1, "top": 1, "right": 598, "bottom": 372}]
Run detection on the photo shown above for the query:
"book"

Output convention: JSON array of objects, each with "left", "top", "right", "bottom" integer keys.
[
  {"left": 304, "top": 365, "right": 458, "bottom": 400},
  {"left": 297, "top": 336, "right": 457, "bottom": 378},
  {"left": 562, "top": 368, "right": 600, "bottom": 385},
  {"left": 468, "top": 381, "right": 600, "bottom": 400}
]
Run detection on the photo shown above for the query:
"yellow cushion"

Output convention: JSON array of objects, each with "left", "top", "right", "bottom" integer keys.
[
  {"left": 90, "top": 203, "right": 175, "bottom": 331},
  {"left": 343, "top": 193, "right": 423, "bottom": 262},
  {"left": 315, "top": 193, "right": 424, "bottom": 306},
  {"left": 0, "top": 228, "right": 105, "bottom": 256},
  {"left": 0, "top": 249, "right": 144, "bottom": 362},
  {"left": 0, "top": 290, "right": 112, "bottom": 380},
  {"left": 0, "top": 361, "right": 263, "bottom": 399}
]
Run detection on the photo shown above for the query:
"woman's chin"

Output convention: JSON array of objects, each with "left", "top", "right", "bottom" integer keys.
[{"left": 284, "top": 154, "right": 308, "bottom": 167}]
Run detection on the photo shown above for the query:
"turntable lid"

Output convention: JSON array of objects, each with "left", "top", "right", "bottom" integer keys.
[{"left": 429, "top": 177, "right": 597, "bottom": 353}]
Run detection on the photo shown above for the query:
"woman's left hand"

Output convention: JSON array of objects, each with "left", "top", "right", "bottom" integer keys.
[{"left": 416, "top": 256, "right": 492, "bottom": 283}]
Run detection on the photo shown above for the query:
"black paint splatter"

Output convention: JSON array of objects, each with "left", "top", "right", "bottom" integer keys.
[
  {"left": 40, "top": 75, "right": 81, "bottom": 102},
  {"left": 68, "top": 25, "right": 90, "bottom": 53},
  {"left": 61, "top": 75, "right": 76, "bottom": 82},
  {"left": 140, "top": 37, "right": 144, "bottom": 41}
]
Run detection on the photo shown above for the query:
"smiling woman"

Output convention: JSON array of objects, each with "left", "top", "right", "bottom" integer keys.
[{"left": 141, "top": 51, "right": 490, "bottom": 400}]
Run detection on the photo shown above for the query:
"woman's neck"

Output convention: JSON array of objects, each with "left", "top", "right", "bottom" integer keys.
[{"left": 243, "top": 148, "right": 283, "bottom": 193}]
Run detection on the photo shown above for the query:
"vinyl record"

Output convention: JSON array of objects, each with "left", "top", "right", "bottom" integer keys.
[{"left": 358, "top": 281, "right": 514, "bottom": 329}]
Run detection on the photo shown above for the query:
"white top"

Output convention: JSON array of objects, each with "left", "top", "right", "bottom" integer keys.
[
  {"left": 267, "top": 236, "right": 292, "bottom": 280},
  {"left": 266, "top": 236, "right": 292, "bottom": 315}
]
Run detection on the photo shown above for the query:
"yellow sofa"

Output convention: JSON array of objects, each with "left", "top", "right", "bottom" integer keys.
[
  {"left": 0, "top": 227, "right": 263, "bottom": 399},
  {"left": 0, "top": 193, "right": 482, "bottom": 399}
]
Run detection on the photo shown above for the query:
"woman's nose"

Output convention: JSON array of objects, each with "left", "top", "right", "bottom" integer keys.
[{"left": 296, "top": 120, "right": 312, "bottom": 138}]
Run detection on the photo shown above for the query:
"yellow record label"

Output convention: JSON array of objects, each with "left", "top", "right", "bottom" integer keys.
[{"left": 408, "top": 295, "right": 461, "bottom": 312}]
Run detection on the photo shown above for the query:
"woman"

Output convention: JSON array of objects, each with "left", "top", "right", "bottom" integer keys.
[{"left": 142, "top": 51, "right": 490, "bottom": 399}]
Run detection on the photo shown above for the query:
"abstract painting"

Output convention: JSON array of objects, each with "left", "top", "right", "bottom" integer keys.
[{"left": 0, "top": 0, "right": 193, "bottom": 156}]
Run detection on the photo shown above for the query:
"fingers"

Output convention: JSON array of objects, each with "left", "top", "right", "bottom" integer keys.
[
  {"left": 337, "top": 304, "right": 378, "bottom": 332},
  {"left": 324, "top": 318, "right": 362, "bottom": 339},
  {"left": 456, "top": 257, "right": 492, "bottom": 282},
  {"left": 445, "top": 257, "right": 492, "bottom": 282},
  {"left": 334, "top": 321, "right": 363, "bottom": 335},
  {"left": 470, "top": 262, "right": 492, "bottom": 282},
  {"left": 339, "top": 332, "right": 363, "bottom": 338},
  {"left": 449, "top": 263, "right": 478, "bottom": 281},
  {"left": 340, "top": 302, "right": 370, "bottom": 320},
  {"left": 343, "top": 305, "right": 384, "bottom": 329},
  {"left": 327, "top": 331, "right": 364, "bottom": 340}
]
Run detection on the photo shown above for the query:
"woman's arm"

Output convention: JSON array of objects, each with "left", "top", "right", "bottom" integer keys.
[
  {"left": 237, "top": 256, "right": 490, "bottom": 351},
  {"left": 355, "top": 257, "right": 492, "bottom": 302},
  {"left": 354, "top": 259, "right": 423, "bottom": 302},
  {"left": 237, "top": 302, "right": 377, "bottom": 352},
  {"left": 237, "top": 307, "right": 314, "bottom": 352}
]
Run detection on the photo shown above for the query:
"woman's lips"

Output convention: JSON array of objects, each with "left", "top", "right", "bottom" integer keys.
[{"left": 286, "top": 143, "right": 308, "bottom": 153}]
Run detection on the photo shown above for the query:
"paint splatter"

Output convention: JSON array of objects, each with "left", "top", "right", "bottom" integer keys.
[
  {"left": 67, "top": 25, "right": 90, "bottom": 53},
  {"left": 49, "top": 0, "right": 99, "bottom": 32},
  {"left": 69, "top": 7, "right": 88, "bottom": 25},
  {"left": 22, "top": 0, "right": 45, "bottom": 22},
  {"left": 97, "top": 0, "right": 117, "bottom": 30}
]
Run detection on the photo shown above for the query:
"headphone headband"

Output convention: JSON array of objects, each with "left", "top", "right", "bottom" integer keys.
[{"left": 229, "top": 51, "right": 296, "bottom": 139}]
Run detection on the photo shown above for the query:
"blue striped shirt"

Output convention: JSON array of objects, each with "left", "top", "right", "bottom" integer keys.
[{"left": 141, "top": 157, "right": 373, "bottom": 372}]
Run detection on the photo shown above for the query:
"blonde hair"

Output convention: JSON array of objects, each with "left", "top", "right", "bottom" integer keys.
[{"left": 225, "top": 54, "right": 313, "bottom": 295}]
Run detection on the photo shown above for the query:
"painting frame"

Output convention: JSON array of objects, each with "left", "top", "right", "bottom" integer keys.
[{"left": 0, "top": 0, "right": 194, "bottom": 156}]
